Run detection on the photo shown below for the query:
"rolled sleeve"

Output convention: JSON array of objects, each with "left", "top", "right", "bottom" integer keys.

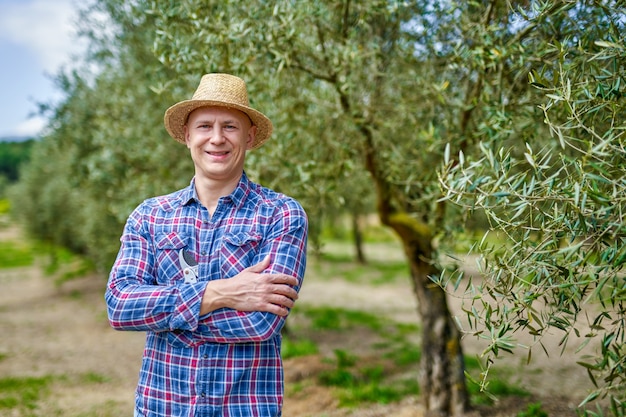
[{"left": 105, "top": 211, "right": 207, "bottom": 333}]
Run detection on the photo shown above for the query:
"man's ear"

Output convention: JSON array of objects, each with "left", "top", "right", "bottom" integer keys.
[
  {"left": 183, "top": 125, "right": 191, "bottom": 148},
  {"left": 246, "top": 125, "right": 258, "bottom": 150}
]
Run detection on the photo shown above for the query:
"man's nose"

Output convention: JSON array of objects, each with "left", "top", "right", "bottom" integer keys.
[{"left": 209, "top": 126, "right": 226, "bottom": 143}]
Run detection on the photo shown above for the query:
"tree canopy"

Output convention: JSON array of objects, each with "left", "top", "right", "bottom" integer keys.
[{"left": 439, "top": 22, "right": 626, "bottom": 410}]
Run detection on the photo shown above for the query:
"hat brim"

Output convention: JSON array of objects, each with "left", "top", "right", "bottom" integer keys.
[{"left": 164, "top": 100, "right": 273, "bottom": 149}]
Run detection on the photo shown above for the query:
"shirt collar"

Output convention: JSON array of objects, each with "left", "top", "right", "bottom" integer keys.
[
  {"left": 228, "top": 172, "right": 250, "bottom": 209},
  {"left": 181, "top": 173, "right": 251, "bottom": 209},
  {"left": 181, "top": 179, "right": 198, "bottom": 206}
]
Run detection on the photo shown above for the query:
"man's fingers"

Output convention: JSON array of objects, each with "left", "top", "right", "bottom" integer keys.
[
  {"left": 274, "top": 285, "right": 298, "bottom": 301},
  {"left": 267, "top": 276, "right": 299, "bottom": 301},
  {"left": 269, "top": 293, "right": 295, "bottom": 308},
  {"left": 246, "top": 255, "right": 271, "bottom": 273},
  {"left": 245, "top": 257, "right": 299, "bottom": 291},
  {"left": 271, "top": 274, "right": 298, "bottom": 287},
  {"left": 271, "top": 305, "right": 290, "bottom": 317}
]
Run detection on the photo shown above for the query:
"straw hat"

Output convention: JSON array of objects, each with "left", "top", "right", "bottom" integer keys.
[{"left": 164, "top": 73, "right": 273, "bottom": 149}]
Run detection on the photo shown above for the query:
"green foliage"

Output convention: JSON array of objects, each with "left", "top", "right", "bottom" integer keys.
[
  {"left": 579, "top": 397, "right": 626, "bottom": 417},
  {"left": 39, "top": 245, "right": 95, "bottom": 287},
  {"left": 0, "top": 199, "right": 10, "bottom": 214},
  {"left": 0, "top": 140, "right": 34, "bottom": 182},
  {"left": 438, "top": 3, "right": 626, "bottom": 413},
  {"left": 0, "top": 176, "right": 8, "bottom": 198},
  {"left": 0, "top": 221, "right": 93, "bottom": 284}
]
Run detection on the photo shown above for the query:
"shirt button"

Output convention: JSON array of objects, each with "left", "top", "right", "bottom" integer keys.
[
  {"left": 201, "top": 392, "right": 206, "bottom": 397},
  {"left": 203, "top": 354, "right": 208, "bottom": 359},
  {"left": 201, "top": 251, "right": 207, "bottom": 256}
]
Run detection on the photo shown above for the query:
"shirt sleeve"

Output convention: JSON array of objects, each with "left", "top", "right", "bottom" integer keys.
[
  {"left": 105, "top": 207, "right": 205, "bottom": 333},
  {"left": 197, "top": 199, "right": 308, "bottom": 343}
]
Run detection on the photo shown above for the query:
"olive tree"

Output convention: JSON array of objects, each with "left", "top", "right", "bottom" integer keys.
[{"left": 438, "top": 2, "right": 626, "bottom": 413}]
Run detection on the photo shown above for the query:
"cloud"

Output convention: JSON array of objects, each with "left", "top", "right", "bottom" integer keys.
[
  {"left": 0, "top": 0, "right": 83, "bottom": 72},
  {"left": 11, "top": 115, "right": 47, "bottom": 137}
]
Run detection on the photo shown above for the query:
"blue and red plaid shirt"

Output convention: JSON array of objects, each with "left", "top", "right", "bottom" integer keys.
[{"left": 105, "top": 173, "right": 308, "bottom": 417}]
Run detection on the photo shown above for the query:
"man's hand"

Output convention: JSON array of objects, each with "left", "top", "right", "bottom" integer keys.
[{"left": 200, "top": 256, "right": 299, "bottom": 316}]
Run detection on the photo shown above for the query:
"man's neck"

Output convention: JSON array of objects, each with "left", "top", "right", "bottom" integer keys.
[{"left": 194, "top": 174, "right": 242, "bottom": 215}]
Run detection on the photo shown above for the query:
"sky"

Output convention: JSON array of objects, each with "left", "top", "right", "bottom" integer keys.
[{"left": 0, "top": 0, "right": 84, "bottom": 139}]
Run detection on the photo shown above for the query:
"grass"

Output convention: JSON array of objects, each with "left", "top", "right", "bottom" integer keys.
[
  {"left": 285, "top": 303, "right": 529, "bottom": 410},
  {"left": 317, "top": 349, "right": 419, "bottom": 406},
  {"left": 320, "top": 356, "right": 420, "bottom": 406},
  {"left": 320, "top": 218, "right": 399, "bottom": 244},
  {"left": 79, "top": 372, "right": 111, "bottom": 384},
  {"left": 0, "top": 240, "right": 34, "bottom": 268},
  {"left": 0, "top": 234, "right": 93, "bottom": 285},
  {"left": 282, "top": 337, "right": 319, "bottom": 359},
  {"left": 0, "top": 375, "right": 55, "bottom": 414},
  {"left": 299, "top": 306, "right": 386, "bottom": 331},
  {"left": 517, "top": 402, "right": 549, "bottom": 417},
  {"left": 309, "top": 248, "right": 409, "bottom": 286},
  {"left": 0, "top": 372, "right": 119, "bottom": 417},
  {"left": 72, "top": 400, "right": 127, "bottom": 417}
]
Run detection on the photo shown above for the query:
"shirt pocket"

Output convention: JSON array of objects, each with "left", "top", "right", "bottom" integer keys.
[
  {"left": 219, "top": 231, "right": 263, "bottom": 278},
  {"left": 154, "top": 231, "right": 191, "bottom": 285}
]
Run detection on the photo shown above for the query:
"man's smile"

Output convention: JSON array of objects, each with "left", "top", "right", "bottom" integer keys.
[{"left": 207, "top": 150, "right": 230, "bottom": 156}]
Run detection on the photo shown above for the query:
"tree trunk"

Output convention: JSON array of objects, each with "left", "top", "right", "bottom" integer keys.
[
  {"left": 351, "top": 75, "right": 470, "bottom": 417},
  {"left": 351, "top": 210, "right": 367, "bottom": 264},
  {"left": 404, "top": 236, "right": 469, "bottom": 417},
  {"left": 386, "top": 213, "right": 470, "bottom": 417}
]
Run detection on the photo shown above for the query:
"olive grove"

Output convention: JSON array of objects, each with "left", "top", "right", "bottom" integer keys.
[{"left": 9, "top": 1, "right": 625, "bottom": 416}]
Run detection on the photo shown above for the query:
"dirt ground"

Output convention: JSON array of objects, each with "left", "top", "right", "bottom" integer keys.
[{"left": 0, "top": 226, "right": 602, "bottom": 417}]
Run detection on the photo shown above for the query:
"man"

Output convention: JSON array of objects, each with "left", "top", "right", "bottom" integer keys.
[{"left": 105, "top": 73, "right": 308, "bottom": 417}]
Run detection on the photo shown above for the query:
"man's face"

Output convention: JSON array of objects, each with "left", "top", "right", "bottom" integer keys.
[{"left": 184, "top": 106, "right": 257, "bottom": 185}]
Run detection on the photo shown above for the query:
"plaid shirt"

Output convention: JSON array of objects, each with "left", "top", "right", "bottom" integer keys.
[{"left": 105, "top": 173, "right": 308, "bottom": 417}]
